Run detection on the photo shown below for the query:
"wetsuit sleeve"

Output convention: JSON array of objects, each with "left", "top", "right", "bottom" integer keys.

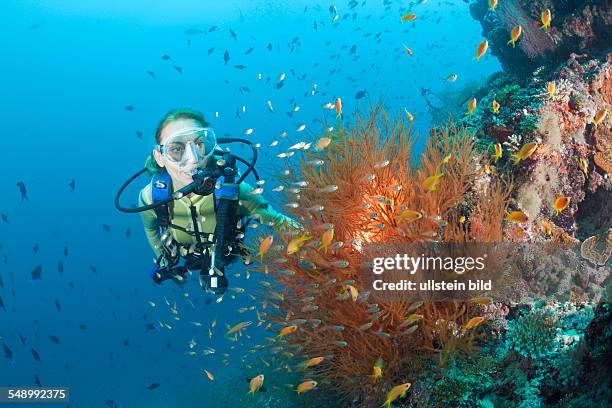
[
  {"left": 138, "top": 187, "right": 163, "bottom": 258},
  {"left": 237, "top": 182, "right": 301, "bottom": 231}
]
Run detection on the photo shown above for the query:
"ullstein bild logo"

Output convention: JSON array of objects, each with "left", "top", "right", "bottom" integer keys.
[{"left": 360, "top": 242, "right": 609, "bottom": 303}]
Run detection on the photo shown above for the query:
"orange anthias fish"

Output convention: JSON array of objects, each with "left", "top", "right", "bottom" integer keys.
[
  {"left": 506, "top": 211, "right": 529, "bottom": 223},
  {"left": 593, "top": 109, "right": 607, "bottom": 126},
  {"left": 492, "top": 143, "right": 502, "bottom": 162},
  {"left": 382, "top": 383, "right": 412, "bottom": 408},
  {"left": 314, "top": 136, "right": 332, "bottom": 151},
  {"left": 296, "top": 380, "right": 318, "bottom": 394},
  {"left": 257, "top": 235, "right": 274, "bottom": 261},
  {"left": 547, "top": 81, "right": 556, "bottom": 99},
  {"left": 553, "top": 195, "right": 570, "bottom": 216},
  {"left": 402, "top": 43, "right": 413, "bottom": 56},
  {"left": 287, "top": 234, "right": 311, "bottom": 255},
  {"left": 475, "top": 40, "right": 488, "bottom": 61},
  {"left": 400, "top": 13, "right": 417, "bottom": 22},
  {"left": 492, "top": 99, "right": 500, "bottom": 114},
  {"left": 301, "top": 356, "right": 325, "bottom": 370},
  {"left": 512, "top": 142, "right": 538, "bottom": 164},
  {"left": 467, "top": 98, "right": 477, "bottom": 116},
  {"left": 319, "top": 225, "right": 334, "bottom": 253},
  {"left": 488, "top": 0, "right": 498, "bottom": 11},
  {"left": 396, "top": 210, "right": 423, "bottom": 224},
  {"left": 541, "top": 8, "right": 552, "bottom": 32},
  {"left": 203, "top": 369, "right": 214, "bottom": 381},
  {"left": 404, "top": 107, "right": 414, "bottom": 122},
  {"left": 277, "top": 324, "right": 298, "bottom": 338},
  {"left": 508, "top": 25, "right": 522, "bottom": 47},
  {"left": 371, "top": 358, "right": 384, "bottom": 383},
  {"left": 335, "top": 97, "right": 342, "bottom": 118},
  {"left": 464, "top": 316, "right": 486, "bottom": 330},
  {"left": 247, "top": 374, "right": 265, "bottom": 396}
]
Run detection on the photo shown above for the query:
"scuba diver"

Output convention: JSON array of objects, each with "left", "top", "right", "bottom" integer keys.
[{"left": 115, "top": 108, "right": 300, "bottom": 295}]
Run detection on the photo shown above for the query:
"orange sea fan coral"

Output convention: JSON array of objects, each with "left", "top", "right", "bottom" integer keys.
[{"left": 247, "top": 103, "right": 513, "bottom": 406}]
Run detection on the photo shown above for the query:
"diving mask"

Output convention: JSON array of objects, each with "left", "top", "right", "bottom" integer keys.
[{"left": 156, "top": 127, "right": 217, "bottom": 167}]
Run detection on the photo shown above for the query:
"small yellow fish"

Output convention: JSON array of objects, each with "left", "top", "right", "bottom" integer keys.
[
  {"left": 257, "top": 235, "right": 274, "bottom": 261},
  {"left": 506, "top": 211, "right": 529, "bottom": 223},
  {"left": 286, "top": 234, "right": 311, "bottom": 255},
  {"left": 335, "top": 97, "right": 342, "bottom": 118},
  {"left": 345, "top": 284, "right": 358, "bottom": 302},
  {"left": 467, "top": 97, "right": 477, "bottom": 116},
  {"left": 541, "top": 220, "right": 553, "bottom": 236},
  {"left": 464, "top": 316, "right": 486, "bottom": 330},
  {"left": 422, "top": 173, "right": 443, "bottom": 192},
  {"left": 400, "top": 13, "right": 417, "bottom": 22},
  {"left": 395, "top": 209, "right": 423, "bottom": 224},
  {"left": 301, "top": 356, "right": 325, "bottom": 369},
  {"left": 296, "top": 380, "right": 318, "bottom": 394},
  {"left": 371, "top": 358, "right": 384, "bottom": 383},
  {"left": 382, "top": 383, "right": 412, "bottom": 408},
  {"left": 475, "top": 40, "right": 488, "bottom": 61},
  {"left": 469, "top": 296, "right": 492, "bottom": 305},
  {"left": 319, "top": 225, "right": 334, "bottom": 253},
  {"left": 314, "top": 137, "right": 332, "bottom": 151},
  {"left": 547, "top": 81, "right": 555, "bottom": 99},
  {"left": 512, "top": 142, "right": 538, "bottom": 164},
  {"left": 553, "top": 195, "right": 570, "bottom": 216},
  {"left": 592, "top": 109, "right": 607, "bottom": 127},
  {"left": 277, "top": 325, "right": 298, "bottom": 338},
  {"left": 492, "top": 143, "right": 502, "bottom": 162},
  {"left": 492, "top": 99, "right": 500, "bottom": 114},
  {"left": 541, "top": 8, "right": 552, "bottom": 32},
  {"left": 507, "top": 25, "right": 522, "bottom": 47},
  {"left": 203, "top": 369, "right": 214, "bottom": 381},
  {"left": 248, "top": 374, "right": 265, "bottom": 396},
  {"left": 578, "top": 157, "right": 588, "bottom": 177},
  {"left": 459, "top": 215, "right": 466, "bottom": 224},
  {"left": 226, "top": 321, "right": 252, "bottom": 336},
  {"left": 405, "top": 314, "right": 424, "bottom": 323},
  {"left": 488, "top": 0, "right": 498, "bottom": 11}
]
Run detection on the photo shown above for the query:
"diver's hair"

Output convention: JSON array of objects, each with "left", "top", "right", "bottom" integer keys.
[{"left": 145, "top": 108, "right": 210, "bottom": 174}]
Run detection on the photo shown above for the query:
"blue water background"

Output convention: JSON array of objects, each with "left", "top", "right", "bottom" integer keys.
[{"left": 0, "top": 0, "right": 499, "bottom": 406}]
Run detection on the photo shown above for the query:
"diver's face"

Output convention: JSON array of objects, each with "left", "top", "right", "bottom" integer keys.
[{"left": 153, "top": 118, "right": 202, "bottom": 189}]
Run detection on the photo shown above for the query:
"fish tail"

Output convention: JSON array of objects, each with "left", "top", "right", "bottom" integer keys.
[{"left": 511, "top": 154, "right": 521, "bottom": 165}]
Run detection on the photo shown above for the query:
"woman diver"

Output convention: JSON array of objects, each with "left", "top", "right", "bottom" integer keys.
[{"left": 116, "top": 107, "right": 299, "bottom": 294}]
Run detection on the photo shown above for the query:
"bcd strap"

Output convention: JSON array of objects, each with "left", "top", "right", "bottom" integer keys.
[
  {"left": 151, "top": 170, "right": 172, "bottom": 229},
  {"left": 213, "top": 176, "right": 240, "bottom": 209}
]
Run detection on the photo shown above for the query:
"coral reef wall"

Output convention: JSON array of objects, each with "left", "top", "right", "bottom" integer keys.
[
  {"left": 470, "top": 0, "right": 612, "bottom": 77},
  {"left": 465, "top": 0, "right": 611, "bottom": 243}
]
